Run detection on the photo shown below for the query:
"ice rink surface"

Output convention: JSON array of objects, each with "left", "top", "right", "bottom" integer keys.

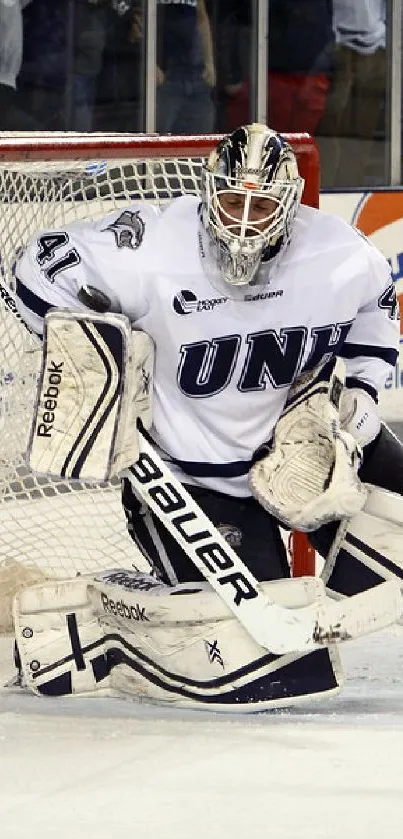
[{"left": 1, "top": 631, "right": 403, "bottom": 839}]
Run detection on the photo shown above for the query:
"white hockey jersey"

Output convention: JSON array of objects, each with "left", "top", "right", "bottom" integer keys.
[{"left": 15, "top": 195, "right": 399, "bottom": 496}]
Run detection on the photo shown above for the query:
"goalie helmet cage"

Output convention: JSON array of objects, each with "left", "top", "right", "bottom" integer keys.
[{"left": 0, "top": 131, "right": 317, "bottom": 611}]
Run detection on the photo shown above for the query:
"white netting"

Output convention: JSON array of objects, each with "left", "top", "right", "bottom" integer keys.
[
  {"left": 0, "top": 132, "right": 318, "bottom": 629},
  {"left": 0, "top": 135, "right": 216, "bottom": 608}
]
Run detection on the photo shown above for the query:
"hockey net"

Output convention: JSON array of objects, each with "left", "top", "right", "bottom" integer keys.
[{"left": 0, "top": 132, "right": 319, "bottom": 631}]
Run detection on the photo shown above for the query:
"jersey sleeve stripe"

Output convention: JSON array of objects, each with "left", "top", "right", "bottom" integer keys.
[
  {"left": 345, "top": 377, "right": 378, "bottom": 401},
  {"left": 340, "top": 342, "right": 398, "bottom": 366},
  {"left": 15, "top": 277, "right": 52, "bottom": 320}
]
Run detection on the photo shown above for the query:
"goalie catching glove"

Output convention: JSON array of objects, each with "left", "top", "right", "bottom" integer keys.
[{"left": 248, "top": 358, "right": 368, "bottom": 531}]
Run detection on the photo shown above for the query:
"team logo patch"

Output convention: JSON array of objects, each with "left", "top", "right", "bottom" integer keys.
[
  {"left": 173, "top": 289, "right": 198, "bottom": 315},
  {"left": 103, "top": 210, "right": 145, "bottom": 250},
  {"left": 173, "top": 288, "right": 227, "bottom": 315}
]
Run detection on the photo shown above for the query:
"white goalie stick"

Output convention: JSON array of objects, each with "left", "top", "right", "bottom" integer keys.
[{"left": 124, "top": 431, "right": 402, "bottom": 655}]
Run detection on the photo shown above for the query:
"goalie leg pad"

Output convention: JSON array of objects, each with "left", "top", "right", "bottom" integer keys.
[
  {"left": 13, "top": 578, "right": 112, "bottom": 697},
  {"left": 13, "top": 571, "right": 343, "bottom": 710},
  {"left": 322, "top": 485, "right": 403, "bottom": 608},
  {"left": 28, "top": 309, "right": 154, "bottom": 481}
]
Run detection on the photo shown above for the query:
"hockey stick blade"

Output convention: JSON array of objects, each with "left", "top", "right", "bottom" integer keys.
[
  {"left": 124, "top": 433, "right": 401, "bottom": 655},
  {"left": 313, "top": 580, "right": 402, "bottom": 644}
]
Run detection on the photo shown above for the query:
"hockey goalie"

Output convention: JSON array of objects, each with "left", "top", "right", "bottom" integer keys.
[{"left": 9, "top": 122, "right": 403, "bottom": 712}]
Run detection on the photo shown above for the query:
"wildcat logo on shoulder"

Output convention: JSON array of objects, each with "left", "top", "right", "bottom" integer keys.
[{"left": 103, "top": 210, "right": 145, "bottom": 250}]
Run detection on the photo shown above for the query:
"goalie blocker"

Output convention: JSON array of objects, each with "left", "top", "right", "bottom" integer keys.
[{"left": 28, "top": 308, "right": 154, "bottom": 482}]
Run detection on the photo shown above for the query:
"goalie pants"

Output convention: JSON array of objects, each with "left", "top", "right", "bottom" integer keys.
[
  {"left": 122, "top": 424, "right": 403, "bottom": 587},
  {"left": 121, "top": 478, "right": 290, "bottom": 585}
]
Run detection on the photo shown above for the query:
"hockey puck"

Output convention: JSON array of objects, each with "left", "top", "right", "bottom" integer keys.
[{"left": 78, "top": 285, "right": 112, "bottom": 313}]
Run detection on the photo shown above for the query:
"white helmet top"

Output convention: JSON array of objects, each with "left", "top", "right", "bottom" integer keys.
[{"left": 200, "top": 123, "right": 304, "bottom": 287}]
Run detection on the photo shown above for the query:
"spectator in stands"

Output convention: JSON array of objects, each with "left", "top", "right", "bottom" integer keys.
[
  {"left": 93, "top": 0, "right": 143, "bottom": 133},
  {"left": 17, "top": 0, "right": 65, "bottom": 129},
  {"left": 19, "top": 0, "right": 134, "bottom": 132},
  {"left": 268, "top": 0, "right": 334, "bottom": 136},
  {"left": 216, "top": 1, "right": 334, "bottom": 136},
  {"left": 68, "top": 0, "right": 110, "bottom": 132},
  {"left": 214, "top": 1, "right": 250, "bottom": 130},
  {"left": 0, "top": 0, "right": 40, "bottom": 130},
  {"left": 156, "top": 0, "right": 216, "bottom": 135},
  {"left": 18, "top": 0, "right": 106, "bottom": 130},
  {"left": 317, "top": 0, "right": 386, "bottom": 187}
]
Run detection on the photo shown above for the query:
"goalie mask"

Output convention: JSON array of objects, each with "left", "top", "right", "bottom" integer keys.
[{"left": 200, "top": 123, "right": 304, "bottom": 287}]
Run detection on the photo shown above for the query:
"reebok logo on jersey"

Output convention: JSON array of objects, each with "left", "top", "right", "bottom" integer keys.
[
  {"left": 0, "top": 280, "right": 34, "bottom": 334},
  {"left": 173, "top": 289, "right": 227, "bottom": 315}
]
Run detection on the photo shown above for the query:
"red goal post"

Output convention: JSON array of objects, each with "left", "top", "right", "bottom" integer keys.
[
  {"left": 0, "top": 130, "right": 320, "bottom": 204},
  {"left": 0, "top": 131, "right": 317, "bottom": 621}
]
